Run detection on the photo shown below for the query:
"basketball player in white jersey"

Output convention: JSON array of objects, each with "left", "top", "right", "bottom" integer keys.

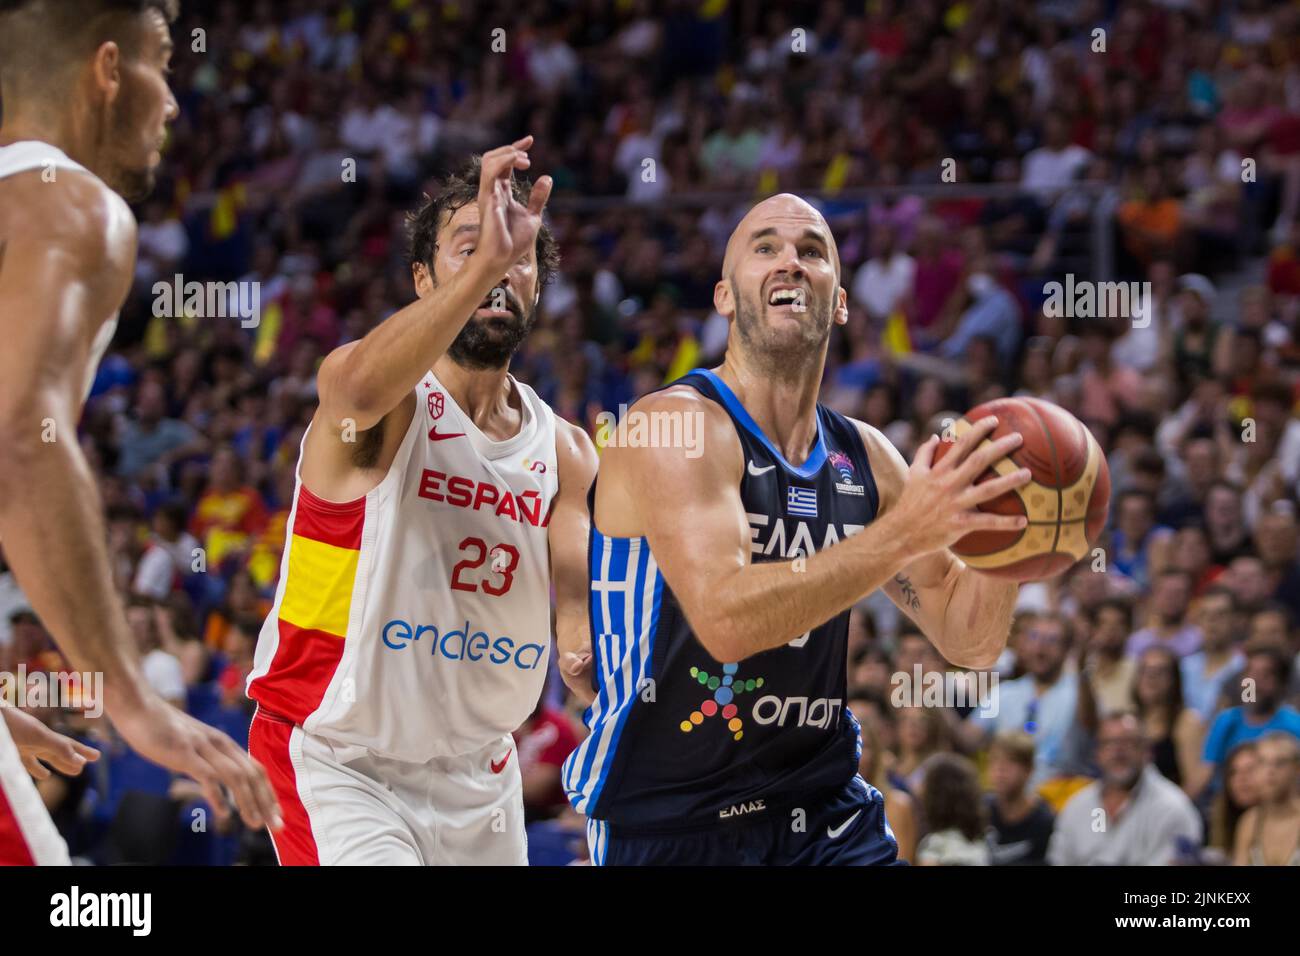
[
  {"left": 0, "top": 0, "right": 280, "bottom": 865},
  {"left": 245, "top": 139, "right": 598, "bottom": 865}
]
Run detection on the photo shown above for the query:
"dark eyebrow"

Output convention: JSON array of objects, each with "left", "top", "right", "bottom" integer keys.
[{"left": 450, "top": 224, "right": 480, "bottom": 239}]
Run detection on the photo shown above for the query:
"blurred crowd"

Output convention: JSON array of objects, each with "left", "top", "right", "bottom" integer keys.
[{"left": 3, "top": 0, "right": 1300, "bottom": 864}]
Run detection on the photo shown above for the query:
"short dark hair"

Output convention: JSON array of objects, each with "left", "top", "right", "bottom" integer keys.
[
  {"left": 0, "top": 1, "right": 178, "bottom": 101},
  {"left": 1117, "top": 487, "right": 1155, "bottom": 508},
  {"left": 1091, "top": 596, "right": 1135, "bottom": 631},
  {"left": 1199, "top": 585, "right": 1238, "bottom": 612},
  {"left": 918, "top": 753, "right": 986, "bottom": 842},
  {"left": 406, "top": 156, "right": 559, "bottom": 289},
  {"left": 1246, "top": 645, "right": 1292, "bottom": 686}
]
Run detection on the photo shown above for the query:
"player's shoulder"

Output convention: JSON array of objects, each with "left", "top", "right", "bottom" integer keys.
[
  {"left": 553, "top": 415, "right": 598, "bottom": 474},
  {"left": 5, "top": 166, "right": 136, "bottom": 263},
  {"left": 843, "top": 416, "right": 909, "bottom": 505},
  {"left": 596, "top": 384, "right": 739, "bottom": 488},
  {"left": 619, "top": 384, "right": 737, "bottom": 461},
  {"left": 626, "top": 383, "right": 734, "bottom": 435},
  {"left": 844, "top": 416, "right": 905, "bottom": 469}
]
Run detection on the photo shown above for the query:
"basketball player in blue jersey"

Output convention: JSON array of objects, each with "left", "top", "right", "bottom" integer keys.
[{"left": 561, "top": 193, "right": 1033, "bottom": 865}]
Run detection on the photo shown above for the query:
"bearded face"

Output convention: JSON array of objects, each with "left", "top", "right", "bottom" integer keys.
[{"left": 448, "top": 284, "right": 538, "bottom": 369}]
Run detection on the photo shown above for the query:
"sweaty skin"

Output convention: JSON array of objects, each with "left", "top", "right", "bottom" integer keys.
[{"left": 0, "top": 7, "right": 279, "bottom": 828}]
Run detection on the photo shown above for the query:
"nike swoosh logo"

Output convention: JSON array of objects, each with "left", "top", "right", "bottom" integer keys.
[
  {"left": 429, "top": 425, "right": 466, "bottom": 441},
  {"left": 490, "top": 750, "right": 512, "bottom": 774},
  {"left": 747, "top": 460, "right": 776, "bottom": 477},
  {"left": 826, "top": 809, "right": 862, "bottom": 839}
]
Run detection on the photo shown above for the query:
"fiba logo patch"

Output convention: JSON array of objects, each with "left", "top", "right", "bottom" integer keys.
[
  {"left": 680, "top": 662, "right": 765, "bottom": 741},
  {"left": 829, "top": 450, "right": 864, "bottom": 496}
]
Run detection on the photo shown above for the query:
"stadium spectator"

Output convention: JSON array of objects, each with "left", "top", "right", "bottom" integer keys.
[
  {"left": 1126, "top": 569, "right": 1202, "bottom": 658},
  {"left": 1082, "top": 598, "right": 1137, "bottom": 717},
  {"left": 1180, "top": 586, "right": 1245, "bottom": 722},
  {"left": 1208, "top": 740, "right": 1262, "bottom": 861},
  {"left": 852, "top": 692, "right": 918, "bottom": 863},
  {"left": 985, "top": 731, "right": 1055, "bottom": 866},
  {"left": 915, "top": 753, "right": 990, "bottom": 866},
  {"left": 132, "top": 501, "right": 200, "bottom": 600},
  {"left": 125, "top": 596, "right": 186, "bottom": 710},
  {"left": 964, "top": 613, "right": 1093, "bottom": 792},
  {"left": 1131, "top": 646, "right": 1203, "bottom": 789},
  {"left": 1192, "top": 645, "right": 1300, "bottom": 799},
  {"left": 115, "top": 380, "right": 208, "bottom": 480},
  {"left": 1048, "top": 713, "right": 1202, "bottom": 865},
  {"left": 1231, "top": 732, "right": 1300, "bottom": 865}
]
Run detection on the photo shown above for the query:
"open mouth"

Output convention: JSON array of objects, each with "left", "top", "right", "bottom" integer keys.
[
  {"left": 767, "top": 285, "right": 807, "bottom": 309},
  {"left": 759, "top": 283, "right": 800, "bottom": 306}
]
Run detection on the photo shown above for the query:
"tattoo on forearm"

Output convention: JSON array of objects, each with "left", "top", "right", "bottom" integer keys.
[{"left": 894, "top": 574, "right": 920, "bottom": 612}]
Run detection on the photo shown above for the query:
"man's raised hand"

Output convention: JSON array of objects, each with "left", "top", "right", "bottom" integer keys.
[{"left": 476, "top": 136, "right": 553, "bottom": 271}]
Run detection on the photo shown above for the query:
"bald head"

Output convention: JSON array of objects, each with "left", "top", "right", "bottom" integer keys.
[
  {"left": 713, "top": 193, "right": 847, "bottom": 377},
  {"left": 722, "top": 194, "right": 841, "bottom": 284}
]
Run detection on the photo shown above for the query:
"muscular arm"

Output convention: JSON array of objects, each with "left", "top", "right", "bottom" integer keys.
[
  {"left": 0, "top": 176, "right": 152, "bottom": 712},
  {"left": 862, "top": 422, "right": 1021, "bottom": 669},
  {"left": 0, "top": 173, "right": 279, "bottom": 829},
  {"left": 549, "top": 420, "right": 599, "bottom": 705},
  {"left": 596, "top": 390, "right": 1028, "bottom": 664}
]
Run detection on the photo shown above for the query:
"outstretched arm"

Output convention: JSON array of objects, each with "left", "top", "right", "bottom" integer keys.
[
  {"left": 597, "top": 389, "right": 1028, "bottom": 664},
  {"left": 314, "top": 137, "right": 553, "bottom": 434},
  {"left": 861, "top": 423, "right": 1022, "bottom": 669}
]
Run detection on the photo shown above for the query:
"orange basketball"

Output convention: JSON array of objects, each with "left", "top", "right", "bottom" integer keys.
[{"left": 931, "top": 397, "right": 1110, "bottom": 582}]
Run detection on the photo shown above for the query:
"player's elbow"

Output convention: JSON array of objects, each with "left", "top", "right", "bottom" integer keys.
[
  {"left": 944, "top": 631, "right": 1005, "bottom": 671},
  {"left": 692, "top": 616, "right": 749, "bottom": 665},
  {"left": 318, "top": 348, "right": 386, "bottom": 429}
]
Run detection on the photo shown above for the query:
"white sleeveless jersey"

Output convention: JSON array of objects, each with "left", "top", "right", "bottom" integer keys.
[
  {"left": 0, "top": 141, "right": 118, "bottom": 401},
  {"left": 247, "top": 370, "right": 560, "bottom": 762}
]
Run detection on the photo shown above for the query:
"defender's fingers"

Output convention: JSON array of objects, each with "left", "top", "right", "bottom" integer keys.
[
  {"left": 479, "top": 149, "right": 523, "bottom": 196},
  {"left": 528, "top": 175, "right": 553, "bottom": 216}
]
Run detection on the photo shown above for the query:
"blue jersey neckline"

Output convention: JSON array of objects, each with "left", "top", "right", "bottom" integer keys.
[{"left": 689, "top": 368, "right": 828, "bottom": 479}]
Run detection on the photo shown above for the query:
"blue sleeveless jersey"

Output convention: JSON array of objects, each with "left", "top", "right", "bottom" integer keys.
[{"left": 563, "top": 369, "right": 880, "bottom": 831}]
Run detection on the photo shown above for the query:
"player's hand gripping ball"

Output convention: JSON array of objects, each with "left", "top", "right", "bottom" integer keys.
[{"left": 932, "top": 397, "right": 1110, "bottom": 582}]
